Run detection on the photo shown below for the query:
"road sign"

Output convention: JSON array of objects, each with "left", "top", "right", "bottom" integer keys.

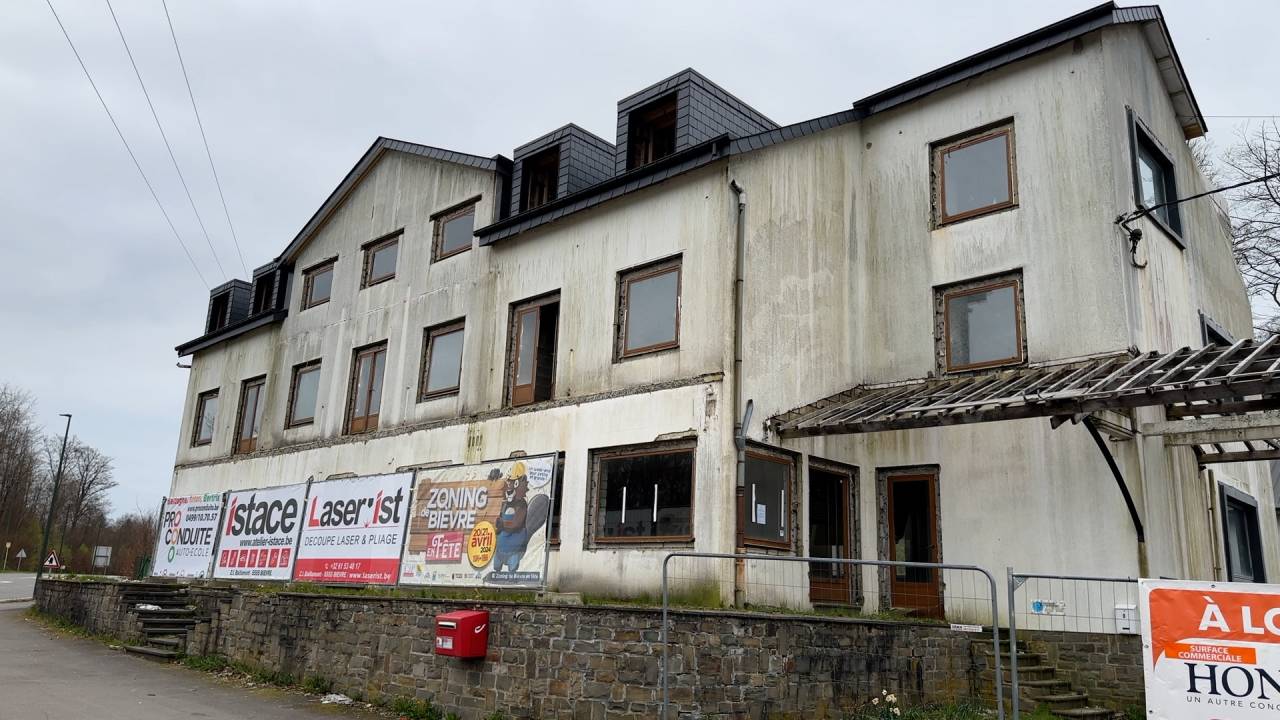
[
  {"left": 43, "top": 550, "right": 61, "bottom": 569},
  {"left": 92, "top": 546, "right": 111, "bottom": 569},
  {"left": 15, "top": 549, "right": 26, "bottom": 559}
]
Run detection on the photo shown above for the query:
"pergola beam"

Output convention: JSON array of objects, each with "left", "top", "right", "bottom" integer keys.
[{"left": 1140, "top": 411, "right": 1280, "bottom": 446}]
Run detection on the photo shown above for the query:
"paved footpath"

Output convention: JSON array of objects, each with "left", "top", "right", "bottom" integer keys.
[{"left": 0, "top": 602, "right": 378, "bottom": 720}]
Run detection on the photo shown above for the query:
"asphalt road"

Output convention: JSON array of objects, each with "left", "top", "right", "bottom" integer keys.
[
  {"left": 0, "top": 602, "right": 379, "bottom": 720},
  {"left": 0, "top": 572, "right": 35, "bottom": 601}
]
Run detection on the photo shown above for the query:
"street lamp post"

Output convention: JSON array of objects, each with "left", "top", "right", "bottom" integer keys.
[{"left": 35, "top": 414, "right": 72, "bottom": 582}]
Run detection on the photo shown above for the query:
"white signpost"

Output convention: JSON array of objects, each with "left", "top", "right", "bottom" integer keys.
[
  {"left": 1140, "top": 578, "right": 1280, "bottom": 720},
  {"left": 15, "top": 548, "right": 26, "bottom": 571}
]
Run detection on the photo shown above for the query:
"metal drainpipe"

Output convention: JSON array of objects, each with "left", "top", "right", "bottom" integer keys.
[{"left": 730, "top": 179, "right": 747, "bottom": 608}]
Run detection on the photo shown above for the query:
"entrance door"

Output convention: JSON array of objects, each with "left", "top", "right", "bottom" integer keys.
[
  {"left": 886, "top": 470, "right": 943, "bottom": 618},
  {"left": 809, "top": 466, "right": 853, "bottom": 604}
]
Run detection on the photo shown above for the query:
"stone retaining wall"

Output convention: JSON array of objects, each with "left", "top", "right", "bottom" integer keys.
[
  {"left": 33, "top": 579, "right": 1047, "bottom": 719},
  {"left": 1021, "top": 630, "right": 1144, "bottom": 710}
]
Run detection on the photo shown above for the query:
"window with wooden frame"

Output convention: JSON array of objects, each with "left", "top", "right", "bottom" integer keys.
[
  {"left": 616, "top": 256, "right": 681, "bottom": 359},
  {"left": 628, "top": 94, "right": 678, "bottom": 170},
  {"left": 932, "top": 122, "right": 1017, "bottom": 226},
  {"left": 300, "top": 258, "right": 335, "bottom": 310},
  {"left": 207, "top": 292, "right": 231, "bottom": 332},
  {"left": 361, "top": 231, "right": 401, "bottom": 288},
  {"left": 936, "top": 272, "right": 1025, "bottom": 373},
  {"left": 741, "top": 447, "right": 794, "bottom": 549},
  {"left": 507, "top": 293, "right": 559, "bottom": 407},
  {"left": 547, "top": 453, "right": 567, "bottom": 546},
  {"left": 191, "top": 389, "right": 219, "bottom": 446},
  {"left": 346, "top": 342, "right": 387, "bottom": 434},
  {"left": 591, "top": 441, "right": 694, "bottom": 544},
  {"left": 285, "top": 360, "right": 322, "bottom": 428},
  {"left": 521, "top": 147, "right": 560, "bottom": 211},
  {"left": 432, "top": 198, "right": 478, "bottom": 261},
  {"left": 1129, "top": 111, "right": 1183, "bottom": 244},
  {"left": 419, "top": 320, "right": 465, "bottom": 401},
  {"left": 251, "top": 276, "right": 274, "bottom": 315},
  {"left": 234, "top": 376, "right": 266, "bottom": 454}
]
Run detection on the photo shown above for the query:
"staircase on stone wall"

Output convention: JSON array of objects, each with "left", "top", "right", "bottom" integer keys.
[
  {"left": 121, "top": 583, "right": 195, "bottom": 661},
  {"left": 977, "top": 637, "right": 1117, "bottom": 719}
]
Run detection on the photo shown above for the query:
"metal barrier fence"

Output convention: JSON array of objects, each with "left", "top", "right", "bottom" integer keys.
[
  {"left": 660, "top": 552, "right": 1005, "bottom": 720},
  {"left": 1006, "top": 570, "right": 1139, "bottom": 720}
]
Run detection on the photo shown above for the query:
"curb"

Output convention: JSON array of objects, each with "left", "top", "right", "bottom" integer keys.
[{"left": 0, "top": 598, "right": 33, "bottom": 604}]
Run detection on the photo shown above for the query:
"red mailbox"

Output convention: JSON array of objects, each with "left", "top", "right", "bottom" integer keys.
[{"left": 435, "top": 609, "right": 489, "bottom": 658}]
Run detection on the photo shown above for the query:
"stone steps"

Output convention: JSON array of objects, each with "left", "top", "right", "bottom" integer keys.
[
  {"left": 976, "top": 639, "right": 1121, "bottom": 720},
  {"left": 124, "top": 644, "right": 181, "bottom": 660}
]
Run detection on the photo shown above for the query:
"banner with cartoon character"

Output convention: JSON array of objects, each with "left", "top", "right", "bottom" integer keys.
[
  {"left": 400, "top": 455, "right": 555, "bottom": 587},
  {"left": 150, "top": 493, "right": 224, "bottom": 578},
  {"left": 1140, "top": 579, "right": 1280, "bottom": 719}
]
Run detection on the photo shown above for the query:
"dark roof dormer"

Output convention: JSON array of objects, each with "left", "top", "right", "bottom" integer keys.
[
  {"left": 250, "top": 260, "right": 286, "bottom": 316},
  {"left": 615, "top": 68, "right": 777, "bottom": 173},
  {"left": 205, "top": 279, "right": 251, "bottom": 335},
  {"left": 510, "top": 124, "right": 615, "bottom": 214}
]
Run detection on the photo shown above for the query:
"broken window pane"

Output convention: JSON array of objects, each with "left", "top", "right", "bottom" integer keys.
[
  {"left": 946, "top": 282, "right": 1019, "bottom": 369},
  {"left": 942, "top": 132, "right": 1011, "bottom": 219},
  {"left": 595, "top": 447, "right": 693, "bottom": 540}
]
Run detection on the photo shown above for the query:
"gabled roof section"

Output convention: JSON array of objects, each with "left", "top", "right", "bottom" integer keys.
[
  {"left": 277, "top": 137, "right": 502, "bottom": 263},
  {"left": 851, "top": 3, "right": 1206, "bottom": 139}
]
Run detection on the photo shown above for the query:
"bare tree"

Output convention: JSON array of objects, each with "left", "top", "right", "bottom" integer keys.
[
  {"left": 1220, "top": 122, "right": 1280, "bottom": 334},
  {"left": 55, "top": 438, "right": 116, "bottom": 559},
  {"left": 0, "top": 385, "right": 40, "bottom": 541}
]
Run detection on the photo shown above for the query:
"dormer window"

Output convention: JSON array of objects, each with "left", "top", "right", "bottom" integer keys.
[
  {"left": 627, "top": 93, "right": 677, "bottom": 170},
  {"left": 208, "top": 292, "right": 230, "bottom": 333},
  {"left": 251, "top": 275, "right": 274, "bottom": 315},
  {"left": 521, "top": 147, "right": 560, "bottom": 210}
]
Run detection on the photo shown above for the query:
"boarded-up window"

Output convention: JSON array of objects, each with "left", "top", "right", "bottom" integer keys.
[
  {"left": 933, "top": 123, "right": 1016, "bottom": 225},
  {"left": 742, "top": 449, "right": 792, "bottom": 548},
  {"left": 617, "top": 257, "right": 681, "bottom": 359},
  {"left": 593, "top": 443, "right": 694, "bottom": 543}
]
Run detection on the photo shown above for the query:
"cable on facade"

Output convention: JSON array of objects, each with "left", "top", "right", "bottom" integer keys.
[
  {"left": 104, "top": 0, "right": 228, "bottom": 280},
  {"left": 44, "top": 0, "right": 210, "bottom": 288},
  {"left": 161, "top": 0, "right": 249, "bottom": 278}
]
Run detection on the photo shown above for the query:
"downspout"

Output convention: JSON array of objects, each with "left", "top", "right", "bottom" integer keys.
[
  {"left": 730, "top": 179, "right": 747, "bottom": 608},
  {"left": 1082, "top": 416, "right": 1148, "bottom": 575}
]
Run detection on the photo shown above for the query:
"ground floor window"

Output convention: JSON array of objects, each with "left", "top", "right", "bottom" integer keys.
[
  {"left": 1221, "top": 484, "right": 1266, "bottom": 583},
  {"left": 590, "top": 441, "right": 694, "bottom": 543},
  {"left": 742, "top": 447, "right": 795, "bottom": 549}
]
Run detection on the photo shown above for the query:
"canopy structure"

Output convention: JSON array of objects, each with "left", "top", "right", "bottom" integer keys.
[{"left": 773, "top": 338, "right": 1280, "bottom": 465}]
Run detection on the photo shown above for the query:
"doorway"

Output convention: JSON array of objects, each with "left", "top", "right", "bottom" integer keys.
[
  {"left": 808, "top": 464, "right": 855, "bottom": 604},
  {"left": 884, "top": 469, "right": 943, "bottom": 618}
]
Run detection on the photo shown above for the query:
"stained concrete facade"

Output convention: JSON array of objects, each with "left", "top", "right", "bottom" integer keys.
[{"left": 173, "top": 13, "right": 1278, "bottom": 614}]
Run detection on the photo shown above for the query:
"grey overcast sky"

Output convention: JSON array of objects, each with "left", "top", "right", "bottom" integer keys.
[{"left": 1, "top": 1, "right": 1276, "bottom": 516}]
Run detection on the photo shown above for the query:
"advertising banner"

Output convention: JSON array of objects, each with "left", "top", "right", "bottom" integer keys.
[
  {"left": 294, "top": 473, "right": 412, "bottom": 584},
  {"left": 400, "top": 454, "right": 555, "bottom": 588},
  {"left": 1140, "top": 579, "right": 1280, "bottom": 719},
  {"left": 150, "top": 493, "right": 224, "bottom": 578},
  {"left": 212, "top": 482, "right": 308, "bottom": 581}
]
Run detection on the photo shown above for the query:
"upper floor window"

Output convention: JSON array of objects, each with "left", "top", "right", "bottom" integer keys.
[
  {"left": 1200, "top": 313, "right": 1233, "bottom": 346},
  {"left": 1130, "top": 112, "right": 1182, "bottom": 242},
  {"left": 192, "top": 389, "right": 219, "bottom": 446},
  {"left": 591, "top": 441, "right": 694, "bottom": 543},
  {"left": 361, "top": 232, "right": 400, "bottom": 288},
  {"left": 627, "top": 93, "right": 678, "bottom": 170},
  {"left": 936, "top": 272, "right": 1025, "bottom": 373},
  {"left": 508, "top": 293, "right": 559, "bottom": 407},
  {"left": 419, "top": 320, "right": 464, "bottom": 400},
  {"left": 286, "top": 359, "right": 321, "bottom": 427},
  {"left": 742, "top": 447, "right": 794, "bottom": 549},
  {"left": 1220, "top": 484, "right": 1266, "bottom": 583},
  {"left": 432, "top": 198, "right": 478, "bottom": 261},
  {"left": 301, "top": 259, "right": 335, "bottom": 310},
  {"left": 346, "top": 342, "right": 387, "bottom": 434},
  {"left": 251, "top": 275, "right": 274, "bottom": 315},
  {"left": 933, "top": 122, "right": 1017, "bottom": 226},
  {"left": 617, "top": 257, "right": 681, "bottom": 359},
  {"left": 235, "top": 376, "right": 266, "bottom": 454},
  {"left": 208, "top": 292, "right": 231, "bottom": 333},
  {"left": 521, "top": 147, "right": 560, "bottom": 211}
]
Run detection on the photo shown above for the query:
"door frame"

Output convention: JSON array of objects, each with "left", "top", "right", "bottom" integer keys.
[
  {"left": 806, "top": 458, "right": 859, "bottom": 605},
  {"left": 876, "top": 465, "right": 943, "bottom": 617}
]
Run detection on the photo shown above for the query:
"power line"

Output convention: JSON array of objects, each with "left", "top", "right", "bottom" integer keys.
[
  {"left": 104, "top": 0, "right": 227, "bottom": 280},
  {"left": 44, "top": 0, "right": 209, "bottom": 288},
  {"left": 161, "top": 0, "right": 249, "bottom": 277},
  {"left": 1121, "top": 171, "right": 1280, "bottom": 224}
]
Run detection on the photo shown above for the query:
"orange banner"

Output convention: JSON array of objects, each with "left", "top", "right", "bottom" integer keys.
[{"left": 1148, "top": 586, "right": 1280, "bottom": 664}]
